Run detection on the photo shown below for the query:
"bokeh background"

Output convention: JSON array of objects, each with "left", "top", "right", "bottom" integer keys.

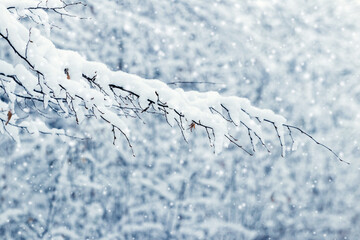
[{"left": 1, "top": 0, "right": 360, "bottom": 239}]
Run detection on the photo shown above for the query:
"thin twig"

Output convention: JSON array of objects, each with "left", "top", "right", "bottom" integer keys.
[{"left": 283, "top": 123, "right": 349, "bottom": 164}]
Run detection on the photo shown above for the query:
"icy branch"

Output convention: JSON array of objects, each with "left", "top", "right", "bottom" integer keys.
[{"left": 0, "top": 2, "right": 347, "bottom": 163}]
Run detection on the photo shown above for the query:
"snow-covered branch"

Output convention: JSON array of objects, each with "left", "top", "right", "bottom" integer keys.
[{"left": 0, "top": 1, "right": 347, "bottom": 163}]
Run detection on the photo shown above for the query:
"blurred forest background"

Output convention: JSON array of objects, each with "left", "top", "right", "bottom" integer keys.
[{"left": 1, "top": 0, "right": 360, "bottom": 239}]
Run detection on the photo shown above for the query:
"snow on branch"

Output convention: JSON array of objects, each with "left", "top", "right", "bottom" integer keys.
[{"left": 0, "top": 2, "right": 348, "bottom": 163}]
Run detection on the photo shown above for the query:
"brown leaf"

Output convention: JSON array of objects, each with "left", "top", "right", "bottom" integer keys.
[
  {"left": 189, "top": 122, "right": 196, "bottom": 132},
  {"left": 64, "top": 68, "right": 70, "bottom": 80},
  {"left": 5, "top": 110, "right": 12, "bottom": 125}
]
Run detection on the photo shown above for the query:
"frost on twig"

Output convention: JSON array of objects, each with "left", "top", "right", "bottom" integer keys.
[{"left": 0, "top": 1, "right": 348, "bottom": 164}]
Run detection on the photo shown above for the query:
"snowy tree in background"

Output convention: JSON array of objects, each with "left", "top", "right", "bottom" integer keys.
[{"left": 1, "top": 0, "right": 360, "bottom": 239}]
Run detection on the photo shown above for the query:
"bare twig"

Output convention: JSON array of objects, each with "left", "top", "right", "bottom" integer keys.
[{"left": 283, "top": 123, "right": 349, "bottom": 164}]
